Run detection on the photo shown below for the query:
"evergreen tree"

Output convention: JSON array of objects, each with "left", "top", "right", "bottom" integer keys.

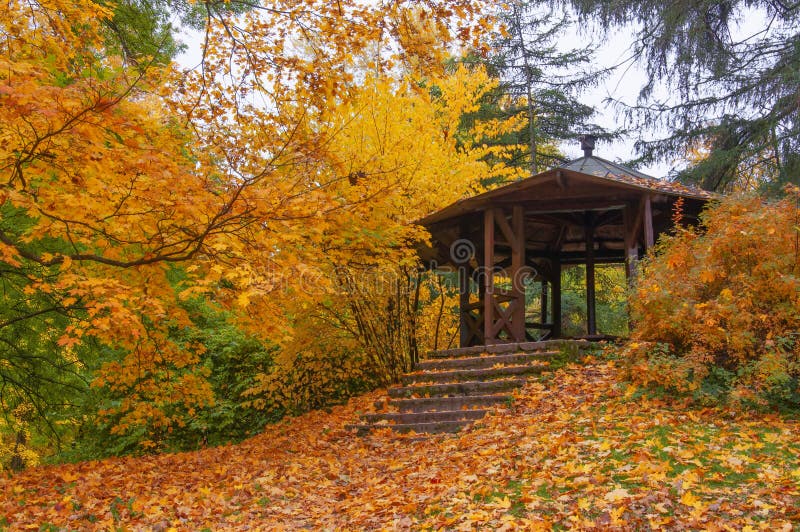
[
  {"left": 560, "top": 0, "right": 800, "bottom": 192},
  {"left": 488, "top": 2, "right": 612, "bottom": 174},
  {"left": 98, "top": 0, "right": 251, "bottom": 65}
]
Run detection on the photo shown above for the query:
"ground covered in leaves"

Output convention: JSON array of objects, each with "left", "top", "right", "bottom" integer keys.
[{"left": 3, "top": 357, "right": 800, "bottom": 530}]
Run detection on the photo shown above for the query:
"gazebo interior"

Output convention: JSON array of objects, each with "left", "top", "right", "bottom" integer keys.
[{"left": 418, "top": 136, "right": 713, "bottom": 347}]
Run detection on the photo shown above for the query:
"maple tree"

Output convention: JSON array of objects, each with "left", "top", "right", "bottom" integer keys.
[
  {"left": 241, "top": 64, "right": 520, "bottom": 414},
  {"left": 0, "top": 0, "right": 512, "bottom": 459},
  {"left": 624, "top": 189, "right": 800, "bottom": 408}
]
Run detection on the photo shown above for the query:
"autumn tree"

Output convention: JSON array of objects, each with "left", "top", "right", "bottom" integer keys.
[
  {"left": 243, "top": 64, "right": 517, "bottom": 413},
  {"left": 624, "top": 189, "right": 800, "bottom": 408},
  {"left": 0, "top": 0, "right": 259, "bottom": 453},
  {"left": 1, "top": 0, "right": 500, "bottom": 459}
]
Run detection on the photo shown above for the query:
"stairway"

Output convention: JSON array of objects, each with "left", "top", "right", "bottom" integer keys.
[{"left": 349, "top": 340, "right": 585, "bottom": 435}]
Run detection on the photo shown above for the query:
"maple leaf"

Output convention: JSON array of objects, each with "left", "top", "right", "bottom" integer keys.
[
  {"left": 604, "top": 488, "right": 631, "bottom": 502},
  {"left": 680, "top": 490, "right": 702, "bottom": 509}
]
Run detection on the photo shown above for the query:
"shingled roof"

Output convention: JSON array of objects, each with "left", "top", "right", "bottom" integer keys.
[
  {"left": 560, "top": 155, "right": 715, "bottom": 200},
  {"left": 420, "top": 154, "right": 715, "bottom": 227}
]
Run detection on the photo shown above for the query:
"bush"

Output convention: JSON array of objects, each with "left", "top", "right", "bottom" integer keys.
[
  {"left": 624, "top": 189, "right": 800, "bottom": 409},
  {"left": 61, "top": 298, "right": 282, "bottom": 460}
]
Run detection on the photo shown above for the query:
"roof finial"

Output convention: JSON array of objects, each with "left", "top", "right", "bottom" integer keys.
[{"left": 580, "top": 134, "right": 596, "bottom": 157}]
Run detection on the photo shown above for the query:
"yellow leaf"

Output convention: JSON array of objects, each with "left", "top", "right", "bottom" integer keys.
[
  {"left": 680, "top": 490, "right": 703, "bottom": 509},
  {"left": 604, "top": 488, "right": 630, "bottom": 502},
  {"left": 496, "top": 496, "right": 512, "bottom": 509},
  {"left": 610, "top": 504, "right": 627, "bottom": 524}
]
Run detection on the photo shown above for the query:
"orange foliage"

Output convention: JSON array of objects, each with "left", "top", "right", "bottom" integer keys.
[
  {"left": 2, "top": 360, "right": 800, "bottom": 528},
  {"left": 0, "top": 0, "right": 499, "bottom": 448},
  {"left": 625, "top": 189, "right": 800, "bottom": 407}
]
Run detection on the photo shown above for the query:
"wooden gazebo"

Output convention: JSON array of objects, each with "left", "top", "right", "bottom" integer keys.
[{"left": 418, "top": 136, "right": 713, "bottom": 347}]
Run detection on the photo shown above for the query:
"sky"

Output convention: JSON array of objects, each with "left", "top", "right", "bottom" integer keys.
[
  {"left": 556, "top": 5, "right": 772, "bottom": 178},
  {"left": 552, "top": 21, "right": 670, "bottom": 176}
]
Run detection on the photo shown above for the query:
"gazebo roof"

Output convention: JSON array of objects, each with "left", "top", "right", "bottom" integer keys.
[
  {"left": 560, "top": 156, "right": 714, "bottom": 199},
  {"left": 416, "top": 138, "right": 716, "bottom": 345},
  {"left": 420, "top": 155, "right": 714, "bottom": 227}
]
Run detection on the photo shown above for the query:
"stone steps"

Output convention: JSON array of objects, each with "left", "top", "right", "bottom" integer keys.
[
  {"left": 363, "top": 409, "right": 488, "bottom": 425},
  {"left": 414, "top": 351, "right": 556, "bottom": 371},
  {"left": 349, "top": 420, "right": 469, "bottom": 436},
  {"left": 401, "top": 363, "right": 548, "bottom": 385},
  {"left": 349, "top": 340, "right": 590, "bottom": 435},
  {"left": 425, "top": 340, "right": 574, "bottom": 359},
  {"left": 376, "top": 394, "right": 513, "bottom": 413},
  {"left": 386, "top": 378, "right": 529, "bottom": 398}
]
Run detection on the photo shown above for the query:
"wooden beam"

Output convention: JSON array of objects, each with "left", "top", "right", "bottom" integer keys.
[
  {"left": 511, "top": 205, "right": 526, "bottom": 342},
  {"left": 623, "top": 202, "right": 639, "bottom": 282},
  {"left": 459, "top": 266, "right": 471, "bottom": 348},
  {"left": 526, "top": 213, "right": 577, "bottom": 226},
  {"left": 585, "top": 212, "right": 597, "bottom": 336},
  {"left": 549, "top": 224, "right": 568, "bottom": 253},
  {"left": 458, "top": 219, "right": 472, "bottom": 347},
  {"left": 561, "top": 237, "right": 625, "bottom": 245},
  {"left": 594, "top": 209, "right": 624, "bottom": 227},
  {"left": 492, "top": 187, "right": 638, "bottom": 204},
  {"left": 540, "top": 280, "right": 548, "bottom": 324},
  {"left": 526, "top": 250, "right": 626, "bottom": 263},
  {"left": 483, "top": 208, "right": 495, "bottom": 344},
  {"left": 504, "top": 199, "right": 635, "bottom": 212},
  {"left": 490, "top": 299, "right": 515, "bottom": 338}
]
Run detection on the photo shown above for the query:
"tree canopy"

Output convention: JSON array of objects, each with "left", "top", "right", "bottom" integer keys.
[
  {"left": 0, "top": 0, "right": 505, "bottom": 460},
  {"left": 562, "top": 0, "right": 800, "bottom": 191},
  {"left": 489, "top": 2, "right": 610, "bottom": 173}
]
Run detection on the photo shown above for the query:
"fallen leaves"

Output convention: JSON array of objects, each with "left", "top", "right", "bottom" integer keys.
[{"left": 2, "top": 359, "right": 800, "bottom": 529}]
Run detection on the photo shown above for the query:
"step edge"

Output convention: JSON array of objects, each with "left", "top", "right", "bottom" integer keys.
[
  {"left": 414, "top": 351, "right": 557, "bottom": 368},
  {"left": 389, "top": 378, "right": 528, "bottom": 390},
  {"left": 404, "top": 363, "right": 549, "bottom": 377},
  {"left": 426, "top": 340, "right": 591, "bottom": 358},
  {"left": 363, "top": 409, "right": 488, "bottom": 421}
]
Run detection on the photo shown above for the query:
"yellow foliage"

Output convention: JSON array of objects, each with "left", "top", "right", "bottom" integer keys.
[{"left": 0, "top": 0, "right": 506, "bottom": 447}]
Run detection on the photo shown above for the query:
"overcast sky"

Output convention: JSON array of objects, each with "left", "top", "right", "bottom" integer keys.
[
  {"left": 559, "top": 6, "right": 771, "bottom": 178},
  {"left": 554, "top": 22, "right": 669, "bottom": 176}
]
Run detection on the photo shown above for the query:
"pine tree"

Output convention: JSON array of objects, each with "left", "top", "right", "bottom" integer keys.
[
  {"left": 560, "top": 0, "right": 800, "bottom": 192},
  {"left": 489, "top": 2, "right": 612, "bottom": 174}
]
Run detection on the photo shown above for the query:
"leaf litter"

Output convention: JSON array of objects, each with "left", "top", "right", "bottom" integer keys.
[{"left": 3, "top": 358, "right": 800, "bottom": 530}]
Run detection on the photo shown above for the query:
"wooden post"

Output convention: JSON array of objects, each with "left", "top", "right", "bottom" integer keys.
[
  {"left": 511, "top": 205, "right": 526, "bottom": 341},
  {"left": 643, "top": 195, "right": 654, "bottom": 251},
  {"left": 483, "top": 208, "right": 495, "bottom": 344},
  {"left": 585, "top": 212, "right": 597, "bottom": 336},
  {"left": 458, "top": 265, "right": 470, "bottom": 348},
  {"left": 623, "top": 203, "right": 639, "bottom": 283},
  {"left": 552, "top": 258, "right": 562, "bottom": 338},
  {"left": 540, "top": 280, "right": 548, "bottom": 324}
]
